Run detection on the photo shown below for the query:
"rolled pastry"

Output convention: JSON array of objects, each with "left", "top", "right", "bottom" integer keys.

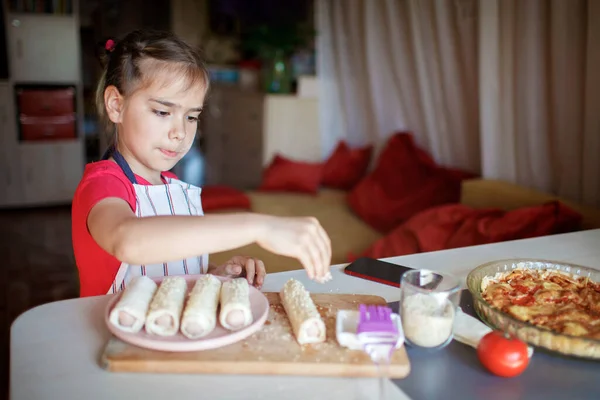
[
  {"left": 219, "top": 278, "right": 253, "bottom": 331},
  {"left": 180, "top": 274, "right": 222, "bottom": 339},
  {"left": 280, "top": 278, "right": 326, "bottom": 344},
  {"left": 108, "top": 275, "right": 157, "bottom": 333},
  {"left": 145, "top": 276, "right": 187, "bottom": 336}
]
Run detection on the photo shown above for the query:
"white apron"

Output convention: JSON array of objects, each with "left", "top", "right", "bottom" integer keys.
[{"left": 103, "top": 148, "right": 209, "bottom": 295}]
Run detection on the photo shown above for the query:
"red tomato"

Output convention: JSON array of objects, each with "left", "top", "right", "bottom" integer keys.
[{"left": 477, "top": 331, "right": 530, "bottom": 377}]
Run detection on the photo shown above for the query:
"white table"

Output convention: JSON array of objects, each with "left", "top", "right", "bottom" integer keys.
[{"left": 11, "top": 230, "right": 600, "bottom": 400}]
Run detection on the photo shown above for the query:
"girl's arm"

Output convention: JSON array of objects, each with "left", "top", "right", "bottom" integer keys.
[
  {"left": 88, "top": 197, "right": 267, "bottom": 265},
  {"left": 87, "top": 197, "right": 331, "bottom": 280}
]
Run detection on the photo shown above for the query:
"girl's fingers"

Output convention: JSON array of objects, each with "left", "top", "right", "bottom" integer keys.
[
  {"left": 304, "top": 240, "right": 322, "bottom": 281},
  {"left": 298, "top": 251, "right": 316, "bottom": 280},
  {"left": 255, "top": 259, "right": 266, "bottom": 287},
  {"left": 315, "top": 227, "right": 331, "bottom": 279},
  {"left": 216, "top": 257, "right": 267, "bottom": 289},
  {"left": 313, "top": 219, "right": 332, "bottom": 258},
  {"left": 244, "top": 258, "right": 256, "bottom": 285},
  {"left": 224, "top": 263, "right": 243, "bottom": 276},
  {"left": 306, "top": 218, "right": 331, "bottom": 281}
]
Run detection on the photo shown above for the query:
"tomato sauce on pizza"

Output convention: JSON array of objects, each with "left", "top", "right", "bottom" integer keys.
[{"left": 481, "top": 269, "right": 600, "bottom": 339}]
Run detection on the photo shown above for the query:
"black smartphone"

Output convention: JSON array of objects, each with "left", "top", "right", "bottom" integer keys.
[{"left": 343, "top": 257, "right": 414, "bottom": 287}]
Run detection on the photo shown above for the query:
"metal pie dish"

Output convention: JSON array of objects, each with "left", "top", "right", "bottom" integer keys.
[{"left": 466, "top": 258, "right": 600, "bottom": 360}]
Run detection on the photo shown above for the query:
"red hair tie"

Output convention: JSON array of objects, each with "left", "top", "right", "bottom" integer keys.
[{"left": 105, "top": 39, "right": 116, "bottom": 52}]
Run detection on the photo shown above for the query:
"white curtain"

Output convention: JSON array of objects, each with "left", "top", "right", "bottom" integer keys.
[
  {"left": 316, "top": 0, "right": 481, "bottom": 171},
  {"left": 479, "top": 0, "right": 600, "bottom": 205},
  {"left": 316, "top": 0, "right": 600, "bottom": 206}
]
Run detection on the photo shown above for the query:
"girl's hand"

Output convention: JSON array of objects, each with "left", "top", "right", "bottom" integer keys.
[
  {"left": 256, "top": 216, "right": 332, "bottom": 282},
  {"left": 207, "top": 256, "right": 266, "bottom": 289}
]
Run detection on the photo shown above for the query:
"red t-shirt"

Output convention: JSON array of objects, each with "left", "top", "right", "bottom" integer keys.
[{"left": 71, "top": 160, "right": 177, "bottom": 297}]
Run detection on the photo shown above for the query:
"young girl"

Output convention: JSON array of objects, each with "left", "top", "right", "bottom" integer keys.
[{"left": 72, "top": 29, "right": 332, "bottom": 297}]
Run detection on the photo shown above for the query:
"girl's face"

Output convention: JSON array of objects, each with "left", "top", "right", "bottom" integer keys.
[{"left": 106, "top": 69, "right": 207, "bottom": 183}]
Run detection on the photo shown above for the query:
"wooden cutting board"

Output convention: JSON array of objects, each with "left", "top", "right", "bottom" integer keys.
[{"left": 100, "top": 293, "right": 411, "bottom": 378}]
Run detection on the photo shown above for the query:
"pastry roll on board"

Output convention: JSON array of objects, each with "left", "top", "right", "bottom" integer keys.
[
  {"left": 145, "top": 276, "right": 187, "bottom": 336},
  {"left": 108, "top": 275, "right": 157, "bottom": 333},
  {"left": 219, "top": 278, "right": 253, "bottom": 331},
  {"left": 181, "top": 274, "right": 222, "bottom": 339},
  {"left": 280, "top": 278, "right": 326, "bottom": 344}
]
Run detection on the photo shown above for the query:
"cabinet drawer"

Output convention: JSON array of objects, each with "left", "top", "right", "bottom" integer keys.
[
  {"left": 20, "top": 115, "right": 76, "bottom": 141},
  {"left": 18, "top": 88, "right": 75, "bottom": 116}
]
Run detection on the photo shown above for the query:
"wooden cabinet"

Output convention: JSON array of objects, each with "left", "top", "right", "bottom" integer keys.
[
  {"left": 0, "top": 1, "right": 85, "bottom": 208},
  {"left": 6, "top": 14, "right": 80, "bottom": 83},
  {"left": 0, "top": 82, "right": 24, "bottom": 206},
  {"left": 202, "top": 86, "right": 265, "bottom": 190},
  {"left": 19, "top": 141, "right": 84, "bottom": 205},
  {"left": 200, "top": 86, "right": 324, "bottom": 191},
  {"left": 0, "top": 82, "right": 84, "bottom": 207}
]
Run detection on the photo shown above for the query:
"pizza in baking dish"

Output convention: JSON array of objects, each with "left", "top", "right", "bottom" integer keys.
[{"left": 481, "top": 268, "right": 600, "bottom": 339}]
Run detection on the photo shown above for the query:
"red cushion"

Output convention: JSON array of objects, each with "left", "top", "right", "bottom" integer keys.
[
  {"left": 350, "top": 201, "right": 582, "bottom": 261},
  {"left": 347, "top": 132, "right": 470, "bottom": 232},
  {"left": 348, "top": 171, "right": 462, "bottom": 233},
  {"left": 201, "top": 185, "right": 251, "bottom": 211},
  {"left": 259, "top": 154, "right": 324, "bottom": 194},
  {"left": 322, "top": 141, "right": 373, "bottom": 190}
]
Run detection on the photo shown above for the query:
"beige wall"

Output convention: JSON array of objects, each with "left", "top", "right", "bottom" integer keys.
[{"left": 262, "top": 95, "right": 322, "bottom": 165}]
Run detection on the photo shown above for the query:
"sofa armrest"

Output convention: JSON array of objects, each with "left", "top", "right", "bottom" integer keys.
[{"left": 461, "top": 179, "right": 600, "bottom": 230}]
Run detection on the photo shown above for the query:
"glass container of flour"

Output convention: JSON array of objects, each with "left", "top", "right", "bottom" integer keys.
[{"left": 399, "top": 269, "right": 461, "bottom": 350}]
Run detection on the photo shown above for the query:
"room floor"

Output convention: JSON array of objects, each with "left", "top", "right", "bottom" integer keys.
[{"left": 0, "top": 205, "right": 80, "bottom": 399}]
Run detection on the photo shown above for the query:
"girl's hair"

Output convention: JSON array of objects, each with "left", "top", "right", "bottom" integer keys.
[{"left": 95, "top": 29, "right": 210, "bottom": 144}]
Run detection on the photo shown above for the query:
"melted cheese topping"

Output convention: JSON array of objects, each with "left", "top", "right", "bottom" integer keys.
[{"left": 481, "top": 268, "right": 600, "bottom": 339}]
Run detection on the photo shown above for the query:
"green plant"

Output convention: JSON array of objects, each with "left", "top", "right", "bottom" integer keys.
[{"left": 241, "top": 23, "right": 316, "bottom": 60}]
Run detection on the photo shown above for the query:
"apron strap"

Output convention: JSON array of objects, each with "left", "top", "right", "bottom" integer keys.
[{"left": 102, "top": 146, "right": 138, "bottom": 184}]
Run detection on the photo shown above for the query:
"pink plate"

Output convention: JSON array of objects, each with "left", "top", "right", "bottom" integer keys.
[{"left": 104, "top": 274, "right": 270, "bottom": 352}]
